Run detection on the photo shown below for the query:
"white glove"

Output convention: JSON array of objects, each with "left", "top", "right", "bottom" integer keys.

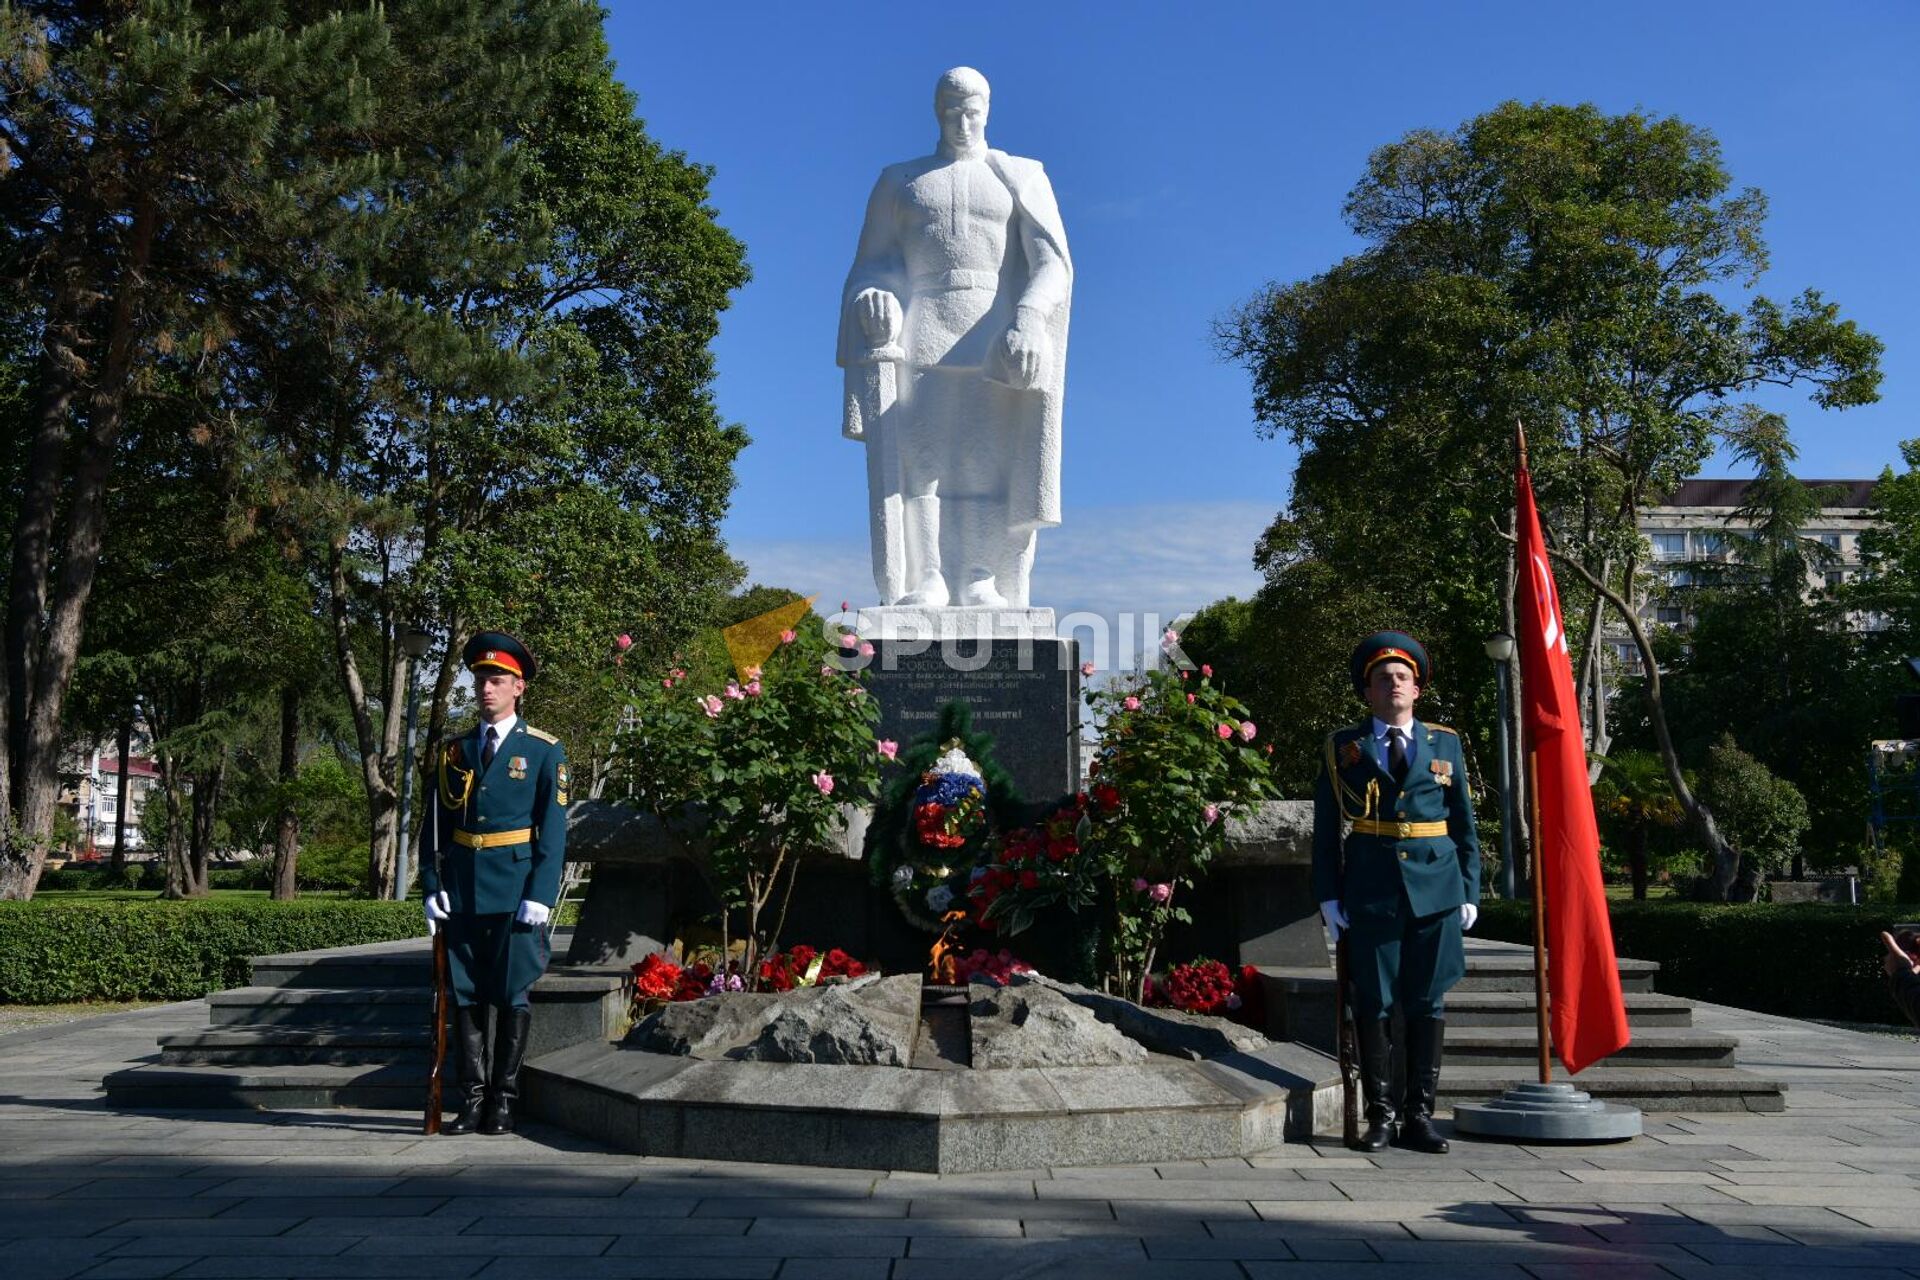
[
  {"left": 514, "top": 899, "right": 551, "bottom": 927},
  {"left": 1319, "top": 899, "right": 1349, "bottom": 944},
  {"left": 1460, "top": 902, "right": 1479, "bottom": 931},
  {"left": 424, "top": 891, "right": 450, "bottom": 937}
]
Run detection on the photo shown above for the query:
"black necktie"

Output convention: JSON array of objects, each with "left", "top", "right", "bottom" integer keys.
[
  {"left": 482, "top": 727, "right": 497, "bottom": 771},
  {"left": 1387, "top": 728, "right": 1408, "bottom": 784}
]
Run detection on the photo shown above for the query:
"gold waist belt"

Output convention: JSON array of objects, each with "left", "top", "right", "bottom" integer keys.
[
  {"left": 452, "top": 827, "right": 532, "bottom": 849},
  {"left": 1349, "top": 819, "right": 1448, "bottom": 839}
]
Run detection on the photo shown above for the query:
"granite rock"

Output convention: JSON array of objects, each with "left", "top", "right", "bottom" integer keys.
[
  {"left": 623, "top": 992, "right": 781, "bottom": 1058},
  {"left": 970, "top": 979, "right": 1147, "bottom": 1069},
  {"left": 735, "top": 973, "right": 920, "bottom": 1065},
  {"left": 1021, "top": 973, "right": 1272, "bottom": 1060}
]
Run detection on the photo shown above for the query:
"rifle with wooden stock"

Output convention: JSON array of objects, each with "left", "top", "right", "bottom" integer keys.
[
  {"left": 1335, "top": 935, "right": 1359, "bottom": 1148},
  {"left": 423, "top": 743, "right": 450, "bottom": 1136}
]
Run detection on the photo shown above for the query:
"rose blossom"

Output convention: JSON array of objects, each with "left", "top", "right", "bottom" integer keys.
[
  {"left": 859, "top": 641, "right": 875, "bottom": 657},
  {"left": 1216, "top": 723, "right": 1233, "bottom": 739},
  {"left": 1123, "top": 695, "right": 1140, "bottom": 711},
  {"left": 1201, "top": 663, "right": 1212, "bottom": 677},
  {"left": 661, "top": 679, "right": 673, "bottom": 690},
  {"left": 838, "top": 633, "right": 859, "bottom": 649},
  {"left": 1149, "top": 882, "right": 1173, "bottom": 904},
  {"left": 821, "top": 663, "right": 835, "bottom": 676},
  {"left": 745, "top": 679, "right": 762, "bottom": 696},
  {"left": 616, "top": 634, "right": 633, "bottom": 651},
  {"left": 812, "top": 772, "right": 835, "bottom": 795},
  {"left": 1239, "top": 721, "right": 1257, "bottom": 742},
  {"left": 1132, "top": 877, "right": 1151, "bottom": 893},
  {"left": 1203, "top": 803, "right": 1220, "bottom": 825},
  {"left": 1186, "top": 693, "right": 1195, "bottom": 704},
  {"left": 1080, "top": 661, "right": 1095, "bottom": 677},
  {"left": 780, "top": 629, "right": 796, "bottom": 644},
  {"left": 877, "top": 739, "right": 899, "bottom": 761},
  {"left": 701, "top": 695, "right": 724, "bottom": 717}
]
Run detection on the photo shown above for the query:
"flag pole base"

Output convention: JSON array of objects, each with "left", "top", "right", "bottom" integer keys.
[{"left": 1453, "top": 1082, "right": 1641, "bottom": 1143}]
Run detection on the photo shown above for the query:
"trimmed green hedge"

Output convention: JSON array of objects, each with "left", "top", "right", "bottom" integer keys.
[
  {"left": 0, "top": 900, "right": 427, "bottom": 1004},
  {"left": 1477, "top": 898, "right": 1920, "bottom": 1025}
]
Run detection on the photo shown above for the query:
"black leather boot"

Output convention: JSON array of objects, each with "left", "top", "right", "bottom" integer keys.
[
  {"left": 480, "top": 1006, "right": 532, "bottom": 1135},
  {"left": 441, "top": 1005, "right": 488, "bottom": 1136},
  {"left": 1354, "top": 1015, "right": 1396, "bottom": 1152},
  {"left": 1394, "top": 1014, "right": 1450, "bottom": 1154}
]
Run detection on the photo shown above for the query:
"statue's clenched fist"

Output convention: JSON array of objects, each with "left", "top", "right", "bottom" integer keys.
[{"left": 855, "top": 288, "right": 902, "bottom": 347}]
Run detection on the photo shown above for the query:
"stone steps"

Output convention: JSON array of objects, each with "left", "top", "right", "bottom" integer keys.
[
  {"left": 155, "top": 1027, "right": 431, "bottom": 1066},
  {"left": 1436, "top": 1064, "right": 1786, "bottom": 1114},
  {"left": 206, "top": 986, "right": 429, "bottom": 1028},
  {"left": 1257, "top": 937, "right": 1785, "bottom": 1113},
  {"left": 1440, "top": 990, "right": 1692, "bottom": 1028},
  {"left": 103, "top": 935, "right": 627, "bottom": 1111},
  {"left": 1443, "top": 1025, "right": 1739, "bottom": 1069}
]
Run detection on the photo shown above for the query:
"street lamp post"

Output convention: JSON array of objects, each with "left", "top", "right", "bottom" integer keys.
[
  {"left": 1484, "top": 631, "right": 1518, "bottom": 899},
  {"left": 394, "top": 627, "right": 434, "bottom": 901}
]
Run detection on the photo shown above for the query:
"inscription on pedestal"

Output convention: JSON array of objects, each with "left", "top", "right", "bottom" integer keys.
[{"left": 865, "top": 638, "right": 1081, "bottom": 807}]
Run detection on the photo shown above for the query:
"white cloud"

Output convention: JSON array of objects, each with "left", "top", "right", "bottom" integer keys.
[{"left": 728, "top": 499, "right": 1271, "bottom": 665}]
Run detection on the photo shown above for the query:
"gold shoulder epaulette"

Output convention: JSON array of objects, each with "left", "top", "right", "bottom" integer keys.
[
  {"left": 524, "top": 726, "right": 559, "bottom": 744},
  {"left": 1427, "top": 723, "right": 1458, "bottom": 735}
]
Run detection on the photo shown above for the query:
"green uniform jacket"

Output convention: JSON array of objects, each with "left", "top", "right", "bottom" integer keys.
[
  {"left": 1312, "top": 719, "right": 1481, "bottom": 918},
  {"left": 421, "top": 720, "right": 568, "bottom": 915}
]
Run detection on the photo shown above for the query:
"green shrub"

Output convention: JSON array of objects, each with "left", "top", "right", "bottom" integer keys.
[
  {"left": 0, "top": 899, "right": 426, "bottom": 1003},
  {"left": 34, "top": 863, "right": 152, "bottom": 892},
  {"left": 1477, "top": 898, "right": 1920, "bottom": 1025}
]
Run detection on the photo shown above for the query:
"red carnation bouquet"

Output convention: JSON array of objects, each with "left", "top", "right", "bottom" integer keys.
[{"left": 1150, "top": 958, "right": 1266, "bottom": 1029}]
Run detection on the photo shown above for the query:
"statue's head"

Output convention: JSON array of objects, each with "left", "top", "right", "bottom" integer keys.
[{"left": 934, "top": 66, "right": 990, "bottom": 153}]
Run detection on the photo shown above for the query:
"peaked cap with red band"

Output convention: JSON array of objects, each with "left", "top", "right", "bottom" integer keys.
[
  {"left": 463, "top": 630, "right": 537, "bottom": 681},
  {"left": 1350, "top": 630, "right": 1429, "bottom": 695}
]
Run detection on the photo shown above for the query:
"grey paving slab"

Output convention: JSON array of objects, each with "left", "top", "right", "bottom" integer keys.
[
  {"left": 71, "top": 1260, "right": 200, "bottom": 1279},
  {"left": 8, "top": 956, "right": 1920, "bottom": 1279},
  {"left": 473, "top": 1264, "right": 774, "bottom": 1280},
  {"left": 775, "top": 1263, "right": 891, "bottom": 1280},
  {"left": 169, "top": 1261, "right": 487, "bottom": 1279}
]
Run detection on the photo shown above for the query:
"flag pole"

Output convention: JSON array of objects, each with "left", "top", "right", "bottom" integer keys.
[
  {"left": 1455, "top": 416, "right": 1639, "bottom": 1142},
  {"left": 1515, "top": 418, "right": 1551, "bottom": 1086},
  {"left": 1529, "top": 751, "right": 1550, "bottom": 1085}
]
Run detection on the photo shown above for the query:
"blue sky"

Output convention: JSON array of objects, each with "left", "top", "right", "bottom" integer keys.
[{"left": 605, "top": 2, "right": 1918, "bottom": 636}]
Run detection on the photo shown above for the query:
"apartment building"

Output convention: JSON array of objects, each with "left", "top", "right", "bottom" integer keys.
[{"left": 1615, "top": 477, "right": 1880, "bottom": 669}]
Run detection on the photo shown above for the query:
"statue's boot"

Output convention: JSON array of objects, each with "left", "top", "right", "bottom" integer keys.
[
  {"left": 947, "top": 496, "right": 1008, "bottom": 607},
  {"left": 440, "top": 1005, "right": 488, "bottom": 1136},
  {"left": 1354, "top": 1015, "right": 1396, "bottom": 1152},
  {"left": 895, "top": 495, "right": 949, "bottom": 607},
  {"left": 957, "top": 572, "right": 1006, "bottom": 607},
  {"left": 480, "top": 1006, "right": 532, "bottom": 1136},
  {"left": 1393, "top": 1015, "right": 1450, "bottom": 1154}
]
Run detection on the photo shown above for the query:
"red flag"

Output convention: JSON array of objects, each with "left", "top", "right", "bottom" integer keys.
[{"left": 1515, "top": 453, "right": 1631, "bottom": 1074}]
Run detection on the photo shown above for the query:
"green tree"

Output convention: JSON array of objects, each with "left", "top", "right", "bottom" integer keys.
[
  {"left": 1218, "top": 102, "right": 1881, "bottom": 891},
  {"left": 1594, "top": 750, "right": 1687, "bottom": 899},
  {"left": 1696, "top": 734, "right": 1810, "bottom": 898},
  {"left": 1629, "top": 417, "right": 1880, "bottom": 877}
]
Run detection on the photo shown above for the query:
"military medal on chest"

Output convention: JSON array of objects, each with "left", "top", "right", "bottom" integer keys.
[
  {"left": 508, "top": 755, "right": 528, "bottom": 780},
  {"left": 1429, "top": 758, "right": 1453, "bottom": 787}
]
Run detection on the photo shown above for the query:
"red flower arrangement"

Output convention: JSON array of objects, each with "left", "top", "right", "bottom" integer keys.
[
  {"left": 757, "top": 944, "right": 868, "bottom": 992},
  {"left": 1149, "top": 959, "right": 1266, "bottom": 1028},
  {"left": 951, "top": 948, "right": 1033, "bottom": 984},
  {"left": 632, "top": 953, "right": 682, "bottom": 1001}
]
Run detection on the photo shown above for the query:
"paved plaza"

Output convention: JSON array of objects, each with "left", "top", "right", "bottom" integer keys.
[{"left": 2, "top": 997, "right": 1917, "bottom": 1279}]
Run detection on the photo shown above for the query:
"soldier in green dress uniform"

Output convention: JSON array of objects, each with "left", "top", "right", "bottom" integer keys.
[
  {"left": 1314, "top": 632, "right": 1481, "bottom": 1154},
  {"left": 421, "top": 631, "right": 569, "bottom": 1135}
]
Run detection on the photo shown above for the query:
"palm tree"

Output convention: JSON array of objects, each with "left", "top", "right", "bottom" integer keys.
[{"left": 1595, "top": 750, "right": 1687, "bottom": 900}]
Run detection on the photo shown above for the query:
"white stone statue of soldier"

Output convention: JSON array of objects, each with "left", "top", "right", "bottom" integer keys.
[{"left": 838, "top": 67, "right": 1072, "bottom": 611}]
